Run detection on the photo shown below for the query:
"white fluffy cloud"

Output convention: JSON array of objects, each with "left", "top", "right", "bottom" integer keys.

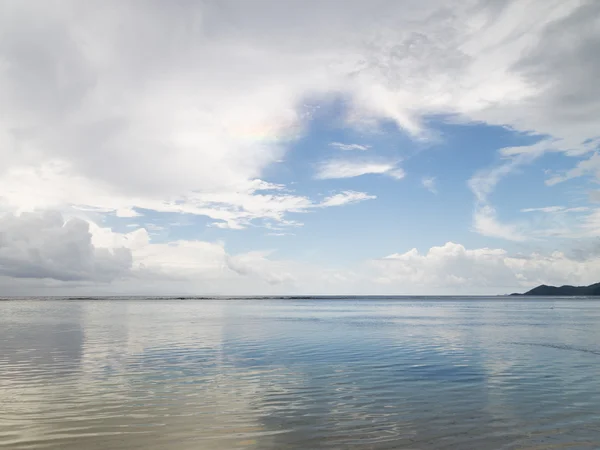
[
  {"left": 4, "top": 214, "right": 600, "bottom": 296},
  {"left": 0, "top": 211, "right": 306, "bottom": 292},
  {"left": 370, "top": 242, "right": 600, "bottom": 292}
]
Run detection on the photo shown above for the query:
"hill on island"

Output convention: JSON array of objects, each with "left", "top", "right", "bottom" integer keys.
[{"left": 512, "top": 282, "right": 600, "bottom": 296}]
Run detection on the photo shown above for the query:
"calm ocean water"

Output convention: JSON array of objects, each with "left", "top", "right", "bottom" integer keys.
[{"left": 1, "top": 298, "right": 600, "bottom": 449}]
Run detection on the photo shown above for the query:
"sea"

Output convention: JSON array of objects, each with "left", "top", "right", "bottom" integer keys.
[{"left": 1, "top": 297, "right": 599, "bottom": 449}]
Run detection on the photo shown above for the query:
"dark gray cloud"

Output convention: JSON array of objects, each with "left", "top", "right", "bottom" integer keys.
[
  {"left": 512, "top": 1, "right": 600, "bottom": 139},
  {"left": 0, "top": 211, "right": 132, "bottom": 282}
]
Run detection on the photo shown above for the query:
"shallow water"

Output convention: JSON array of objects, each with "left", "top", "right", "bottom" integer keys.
[{"left": 1, "top": 298, "right": 600, "bottom": 449}]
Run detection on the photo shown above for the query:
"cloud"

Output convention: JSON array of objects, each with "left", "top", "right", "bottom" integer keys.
[
  {"left": 472, "top": 205, "right": 527, "bottom": 242},
  {"left": 319, "top": 191, "right": 376, "bottom": 207},
  {"left": 89, "top": 219, "right": 301, "bottom": 287},
  {"left": 590, "top": 191, "right": 600, "bottom": 203},
  {"left": 470, "top": 200, "right": 599, "bottom": 241},
  {"left": 521, "top": 206, "right": 589, "bottom": 213},
  {"left": 145, "top": 223, "right": 165, "bottom": 232},
  {"left": 468, "top": 152, "right": 539, "bottom": 241},
  {"left": 0, "top": 210, "right": 303, "bottom": 288},
  {"left": 7, "top": 172, "right": 373, "bottom": 230},
  {"left": 469, "top": 152, "right": 540, "bottom": 204},
  {"left": 461, "top": 2, "right": 600, "bottom": 219},
  {"left": 0, "top": 160, "right": 375, "bottom": 229},
  {"left": 330, "top": 142, "right": 371, "bottom": 151},
  {"left": 2, "top": 0, "right": 596, "bottom": 222},
  {"left": 513, "top": 206, "right": 600, "bottom": 239},
  {"left": 315, "top": 159, "right": 404, "bottom": 180},
  {"left": 468, "top": 144, "right": 600, "bottom": 242},
  {"left": 387, "top": 168, "right": 406, "bottom": 180},
  {"left": 3, "top": 213, "right": 600, "bottom": 295},
  {"left": 498, "top": 2, "right": 600, "bottom": 148},
  {"left": 115, "top": 208, "right": 142, "bottom": 218},
  {"left": 579, "top": 209, "right": 600, "bottom": 237},
  {"left": 421, "top": 176, "right": 437, "bottom": 194},
  {"left": 372, "top": 242, "right": 514, "bottom": 288},
  {"left": 545, "top": 152, "right": 600, "bottom": 186},
  {"left": 0, "top": 211, "right": 132, "bottom": 282},
  {"left": 1, "top": 1, "right": 600, "bottom": 293},
  {"left": 521, "top": 206, "right": 568, "bottom": 213},
  {"left": 196, "top": 185, "right": 376, "bottom": 229},
  {"left": 370, "top": 241, "right": 600, "bottom": 291}
]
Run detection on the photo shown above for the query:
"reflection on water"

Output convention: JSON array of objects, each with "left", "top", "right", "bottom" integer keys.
[{"left": 1, "top": 298, "right": 600, "bottom": 449}]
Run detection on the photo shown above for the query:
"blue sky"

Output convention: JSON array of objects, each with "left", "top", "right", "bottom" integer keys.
[{"left": 1, "top": 0, "right": 600, "bottom": 295}]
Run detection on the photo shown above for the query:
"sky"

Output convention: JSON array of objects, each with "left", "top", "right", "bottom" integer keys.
[{"left": 1, "top": 0, "right": 600, "bottom": 296}]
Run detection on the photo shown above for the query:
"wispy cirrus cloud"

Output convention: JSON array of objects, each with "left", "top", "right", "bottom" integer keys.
[
  {"left": 521, "top": 206, "right": 589, "bottom": 213},
  {"left": 330, "top": 142, "right": 371, "bottom": 151},
  {"left": 467, "top": 152, "right": 540, "bottom": 242},
  {"left": 319, "top": 191, "right": 376, "bottom": 207},
  {"left": 315, "top": 159, "right": 404, "bottom": 180},
  {"left": 545, "top": 152, "right": 600, "bottom": 186}
]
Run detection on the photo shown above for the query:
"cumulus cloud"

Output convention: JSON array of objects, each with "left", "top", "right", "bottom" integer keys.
[
  {"left": 372, "top": 242, "right": 514, "bottom": 288},
  {"left": 370, "top": 242, "right": 600, "bottom": 292},
  {"left": 0, "top": 212, "right": 132, "bottom": 282},
  {"left": 3, "top": 212, "right": 600, "bottom": 295},
  {"left": 0, "top": 211, "right": 302, "bottom": 289}
]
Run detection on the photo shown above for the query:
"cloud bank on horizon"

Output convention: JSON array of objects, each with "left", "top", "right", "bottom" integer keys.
[{"left": 1, "top": 0, "right": 599, "bottom": 295}]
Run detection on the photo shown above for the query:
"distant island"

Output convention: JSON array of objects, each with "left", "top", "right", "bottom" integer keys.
[{"left": 511, "top": 282, "right": 600, "bottom": 296}]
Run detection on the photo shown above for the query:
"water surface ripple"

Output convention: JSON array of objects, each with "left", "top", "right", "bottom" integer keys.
[{"left": 1, "top": 298, "right": 600, "bottom": 449}]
